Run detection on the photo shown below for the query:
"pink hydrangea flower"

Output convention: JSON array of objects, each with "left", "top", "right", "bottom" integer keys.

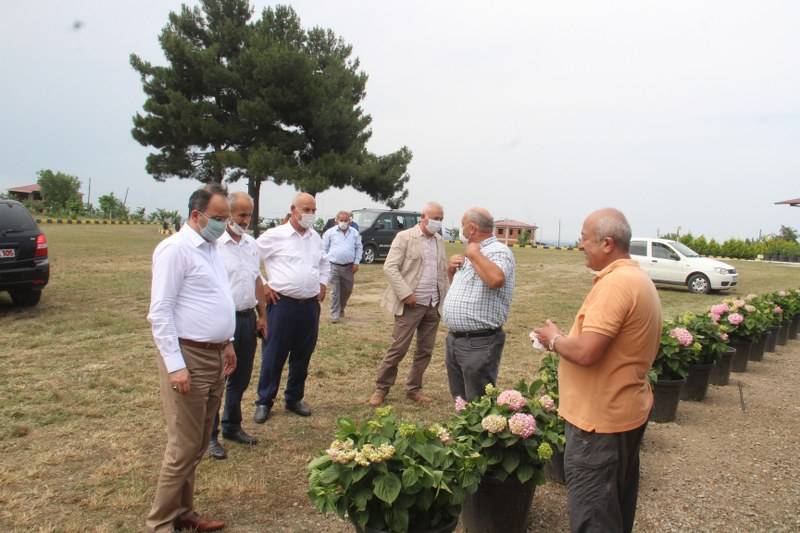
[
  {"left": 778, "top": 290, "right": 787, "bottom": 297},
  {"left": 710, "top": 303, "right": 729, "bottom": 317},
  {"left": 669, "top": 327, "right": 694, "bottom": 347},
  {"left": 708, "top": 312, "right": 720, "bottom": 324},
  {"left": 539, "top": 394, "right": 556, "bottom": 412},
  {"left": 508, "top": 413, "right": 537, "bottom": 439},
  {"left": 774, "top": 306, "right": 783, "bottom": 314},
  {"left": 455, "top": 396, "right": 468, "bottom": 413},
  {"left": 497, "top": 390, "right": 526, "bottom": 411},
  {"left": 733, "top": 299, "right": 746, "bottom": 309},
  {"left": 481, "top": 415, "right": 507, "bottom": 434},
  {"left": 728, "top": 313, "right": 744, "bottom": 326}
]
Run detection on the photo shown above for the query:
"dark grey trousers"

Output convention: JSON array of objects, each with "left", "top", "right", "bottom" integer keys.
[
  {"left": 444, "top": 330, "right": 505, "bottom": 401},
  {"left": 564, "top": 421, "right": 648, "bottom": 533}
]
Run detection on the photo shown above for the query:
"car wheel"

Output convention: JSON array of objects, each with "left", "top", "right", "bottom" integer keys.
[
  {"left": 362, "top": 245, "right": 377, "bottom": 264},
  {"left": 687, "top": 274, "right": 711, "bottom": 294},
  {"left": 10, "top": 289, "right": 42, "bottom": 307}
]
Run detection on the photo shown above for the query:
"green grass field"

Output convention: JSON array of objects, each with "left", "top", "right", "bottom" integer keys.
[{"left": 1, "top": 224, "right": 798, "bottom": 532}]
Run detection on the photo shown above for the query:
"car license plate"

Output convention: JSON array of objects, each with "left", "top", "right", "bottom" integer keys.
[{"left": 0, "top": 248, "right": 16, "bottom": 258}]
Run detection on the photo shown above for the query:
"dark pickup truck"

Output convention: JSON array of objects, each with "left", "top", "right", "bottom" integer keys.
[{"left": 0, "top": 200, "right": 49, "bottom": 306}]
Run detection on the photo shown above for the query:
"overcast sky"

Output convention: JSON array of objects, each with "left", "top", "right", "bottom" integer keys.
[{"left": 1, "top": 1, "right": 798, "bottom": 242}]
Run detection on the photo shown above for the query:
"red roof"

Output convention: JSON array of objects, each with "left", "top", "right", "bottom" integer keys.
[
  {"left": 8, "top": 184, "right": 41, "bottom": 194},
  {"left": 495, "top": 219, "right": 537, "bottom": 229},
  {"left": 775, "top": 197, "right": 800, "bottom": 206}
]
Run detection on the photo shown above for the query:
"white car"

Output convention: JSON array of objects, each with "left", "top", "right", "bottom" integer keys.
[{"left": 629, "top": 238, "right": 738, "bottom": 294}]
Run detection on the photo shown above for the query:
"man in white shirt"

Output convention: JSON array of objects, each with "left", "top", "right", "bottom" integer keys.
[
  {"left": 369, "top": 202, "right": 449, "bottom": 407},
  {"left": 207, "top": 192, "right": 268, "bottom": 460},
  {"left": 253, "top": 192, "right": 330, "bottom": 423},
  {"left": 322, "top": 210, "right": 363, "bottom": 323},
  {"left": 146, "top": 184, "right": 237, "bottom": 533}
]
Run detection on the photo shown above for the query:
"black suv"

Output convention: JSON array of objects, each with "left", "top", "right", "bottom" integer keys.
[
  {"left": 352, "top": 208, "right": 421, "bottom": 264},
  {"left": 0, "top": 200, "right": 49, "bottom": 306}
]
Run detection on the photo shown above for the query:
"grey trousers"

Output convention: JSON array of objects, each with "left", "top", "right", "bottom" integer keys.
[
  {"left": 444, "top": 330, "right": 505, "bottom": 401},
  {"left": 564, "top": 421, "right": 648, "bottom": 533},
  {"left": 329, "top": 263, "right": 354, "bottom": 320}
]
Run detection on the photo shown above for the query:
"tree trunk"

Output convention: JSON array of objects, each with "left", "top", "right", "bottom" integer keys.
[{"left": 249, "top": 177, "right": 262, "bottom": 237}]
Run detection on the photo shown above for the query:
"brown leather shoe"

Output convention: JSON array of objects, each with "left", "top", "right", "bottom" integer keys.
[
  {"left": 406, "top": 391, "right": 432, "bottom": 404},
  {"left": 368, "top": 390, "right": 386, "bottom": 407},
  {"left": 175, "top": 513, "right": 225, "bottom": 532}
]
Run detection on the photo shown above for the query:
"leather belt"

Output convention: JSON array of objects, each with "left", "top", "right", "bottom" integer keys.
[
  {"left": 236, "top": 308, "right": 255, "bottom": 317},
  {"left": 451, "top": 328, "right": 502, "bottom": 339},
  {"left": 179, "top": 338, "right": 228, "bottom": 350},
  {"left": 331, "top": 262, "right": 354, "bottom": 267},
  {"left": 277, "top": 293, "right": 317, "bottom": 304}
]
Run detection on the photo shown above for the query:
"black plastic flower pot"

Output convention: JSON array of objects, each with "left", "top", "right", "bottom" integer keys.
[
  {"left": 709, "top": 347, "right": 734, "bottom": 386},
  {"left": 776, "top": 323, "right": 790, "bottom": 346},
  {"left": 749, "top": 335, "right": 766, "bottom": 362},
  {"left": 356, "top": 518, "right": 458, "bottom": 533},
  {"left": 461, "top": 474, "right": 537, "bottom": 533},
  {"left": 680, "top": 363, "right": 713, "bottom": 401},
  {"left": 790, "top": 315, "right": 800, "bottom": 340},
  {"left": 730, "top": 338, "right": 752, "bottom": 373},
  {"left": 765, "top": 327, "right": 779, "bottom": 352},
  {"left": 649, "top": 377, "right": 685, "bottom": 423},
  {"left": 544, "top": 451, "right": 566, "bottom": 485}
]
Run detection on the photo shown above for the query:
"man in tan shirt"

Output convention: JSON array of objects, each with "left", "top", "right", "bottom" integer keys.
[
  {"left": 369, "top": 202, "right": 449, "bottom": 406},
  {"left": 535, "top": 208, "right": 662, "bottom": 533}
]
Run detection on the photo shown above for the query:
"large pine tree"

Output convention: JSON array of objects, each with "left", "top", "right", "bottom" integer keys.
[{"left": 131, "top": 1, "right": 411, "bottom": 230}]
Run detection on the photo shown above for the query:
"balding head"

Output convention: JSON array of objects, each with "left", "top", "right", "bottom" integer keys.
[
  {"left": 584, "top": 208, "right": 631, "bottom": 252},
  {"left": 289, "top": 192, "right": 317, "bottom": 232},
  {"left": 229, "top": 191, "right": 253, "bottom": 211},
  {"left": 461, "top": 207, "right": 494, "bottom": 242}
]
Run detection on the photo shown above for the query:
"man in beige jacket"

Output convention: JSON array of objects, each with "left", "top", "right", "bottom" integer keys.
[{"left": 369, "top": 202, "right": 449, "bottom": 406}]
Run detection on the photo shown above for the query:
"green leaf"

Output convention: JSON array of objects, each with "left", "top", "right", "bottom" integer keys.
[
  {"left": 411, "top": 442, "right": 435, "bottom": 463},
  {"left": 319, "top": 463, "right": 341, "bottom": 484},
  {"left": 416, "top": 488, "right": 434, "bottom": 510},
  {"left": 335, "top": 417, "right": 357, "bottom": 436},
  {"left": 353, "top": 486, "right": 373, "bottom": 511},
  {"left": 402, "top": 466, "right": 420, "bottom": 487},
  {"left": 352, "top": 467, "right": 369, "bottom": 483},
  {"left": 308, "top": 455, "right": 331, "bottom": 471},
  {"left": 502, "top": 450, "right": 520, "bottom": 474},
  {"left": 389, "top": 508, "right": 409, "bottom": 533},
  {"left": 516, "top": 462, "right": 535, "bottom": 483},
  {"left": 373, "top": 473, "right": 402, "bottom": 504}
]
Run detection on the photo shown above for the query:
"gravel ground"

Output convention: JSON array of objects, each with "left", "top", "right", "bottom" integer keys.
[{"left": 243, "top": 336, "right": 800, "bottom": 533}]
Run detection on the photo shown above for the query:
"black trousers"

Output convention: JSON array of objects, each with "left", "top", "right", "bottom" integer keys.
[
  {"left": 211, "top": 310, "right": 257, "bottom": 438},
  {"left": 564, "top": 420, "right": 648, "bottom": 533},
  {"left": 255, "top": 297, "right": 320, "bottom": 407}
]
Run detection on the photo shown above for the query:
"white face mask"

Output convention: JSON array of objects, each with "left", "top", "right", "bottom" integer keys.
[
  {"left": 425, "top": 219, "right": 442, "bottom": 234},
  {"left": 338, "top": 221, "right": 350, "bottom": 231},
  {"left": 229, "top": 222, "right": 246, "bottom": 236},
  {"left": 299, "top": 213, "right": 316, "bottom": 229}
]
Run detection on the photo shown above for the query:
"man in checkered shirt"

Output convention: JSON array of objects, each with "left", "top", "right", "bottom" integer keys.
[{"left": 442, "top": 207, "right": 515, "bottom": 401}]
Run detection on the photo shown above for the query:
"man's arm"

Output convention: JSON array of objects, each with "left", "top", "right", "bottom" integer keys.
[
  {"left": 383, "top": 232, "right": 414, "bottom": 302},
  {"left": 147, "top": 243, "right": 187, "bottom": 373},
  {"left": 322, "top": 228, "right": 332, "bottom": 255},
  {"left": 255, "top": 276, "right": 267, "bottom": 338},
  {"left": 354, "top": 231, "right": 363, "bottom": 265},
  {"left": 535, "top": 319, "right": 614, "bottom": 366},
  {"left": 464, "top": 242, "right": 505, "bottom": 288}
]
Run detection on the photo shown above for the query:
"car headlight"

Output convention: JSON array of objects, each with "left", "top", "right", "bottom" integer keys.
[{"left": 714, "top": 267, "right": 728, "bottom": 274}]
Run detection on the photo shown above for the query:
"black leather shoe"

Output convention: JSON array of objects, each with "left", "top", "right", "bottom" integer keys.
[
  {"left": 253, "top": 405, "right": 271, "bottom": 424},
  {"left": 222, "top": 429, "right": 259, "bottom": 445},
  {"left": 285, "top": 400, "right": 312, "bottom": 417},
  {"left": 207, "top": 439, "right": 227, "bottom": 460}
]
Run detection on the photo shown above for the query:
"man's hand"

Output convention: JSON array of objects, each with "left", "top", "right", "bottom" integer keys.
[
  {"left": 448, "top": 254, "right": 465, "bottom": 276},
  {"left": 223, "top": 343, "right": 237, "bottom": 377},
  {"left": 256, "top": 316, "right": 267, "bottom": 339},
  {"left": 403, "top": 294, "right": 417, "bottom": 307},
  {"left": 464, "top": 242, "right": 481, "bottom": 260},
  {"left": 264, "top": 284, "right": 280, "bottom": 305},
  {"left": 533, "top": 320, "right": 565, "bottom": 351},
  {"left": 352, "top": 264, "right": 359, "bottom": 274},
  {"left": 318, "top": 284, "right": 327, "bottom": 302},
  {"left": 169, "top": 368, "right": 191, "bottom": 395}
]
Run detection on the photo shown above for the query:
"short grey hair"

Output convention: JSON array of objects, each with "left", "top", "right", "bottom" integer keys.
[
  {"left": 336, "top": 210, "right": 351, "bottom": 220},
  {"left": 422, "top": 202, "right": 443, "bottom": 217},
  {"left": 229, "top": 191, "right": 253, "bottom": 210},
  {"left": 465, "top": 208, "right": 494, "bottom": 233},
  {"left": 593, "top": 210, "right": 632, "bottom": 252}
]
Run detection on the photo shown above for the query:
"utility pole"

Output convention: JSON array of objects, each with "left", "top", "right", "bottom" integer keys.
[
  {"left": 86, "top": 177, "right": 92, "bottom": 209},
  {"left": 122, "top": 187, "right": 129, "bottom": 208},
  {"left": 557, "top": 219, "right": 561, "bottom": 248}
]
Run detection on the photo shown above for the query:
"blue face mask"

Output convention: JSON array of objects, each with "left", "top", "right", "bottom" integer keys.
[{"left": 199, "top": 213, "right": 227, "bottom": 242}]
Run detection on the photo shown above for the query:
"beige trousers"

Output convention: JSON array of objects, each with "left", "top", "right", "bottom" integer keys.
[
  {"left": 145, "top": 343, "right": 224, "bottom": 533},
  {"left": 375, "top": 304, "right": 440, "bottom": 393}
]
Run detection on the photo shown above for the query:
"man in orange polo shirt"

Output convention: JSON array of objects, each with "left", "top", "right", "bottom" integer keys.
[{"left": 535, "top": 208, "right": 662, "bottom": 533}]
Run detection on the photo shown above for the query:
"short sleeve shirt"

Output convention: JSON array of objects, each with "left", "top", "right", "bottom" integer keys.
[{"left": 558, "top": 259, "right": 663, "bottom": 433}]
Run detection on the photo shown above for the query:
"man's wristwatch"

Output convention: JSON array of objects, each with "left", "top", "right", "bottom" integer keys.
[{"left": 549, "top": 334, "right": 563, "bottom": 352}]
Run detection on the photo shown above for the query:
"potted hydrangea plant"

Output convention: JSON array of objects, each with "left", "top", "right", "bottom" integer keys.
[
  {"left": 649, "top": 320, "right": 700, "bottom": 422},
  {"left": 535, "top": 352, "right": 567, "bottom": 484},
  {"left": 448, "top": 382, "right": 562, "bottom": 533},
  {"left": 676, "top": 312, "right": 727, "bottom": 399},
  {"left": 709, "top": 301, "right": 750, "bottom": 372},
  {"left": 308, "top": 407, "right": 485, "bottom": 533}
]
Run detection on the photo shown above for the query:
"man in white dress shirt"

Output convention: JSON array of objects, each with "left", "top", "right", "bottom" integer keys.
[
  {"left": 253, "top": 192, "right": 330, "bottom": 423},
  {"left": 207, "top": 192, "right": 267, "bottom": 460},
  {"left": 146, "top": 184, "right": 237, "bottom": 533}
]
